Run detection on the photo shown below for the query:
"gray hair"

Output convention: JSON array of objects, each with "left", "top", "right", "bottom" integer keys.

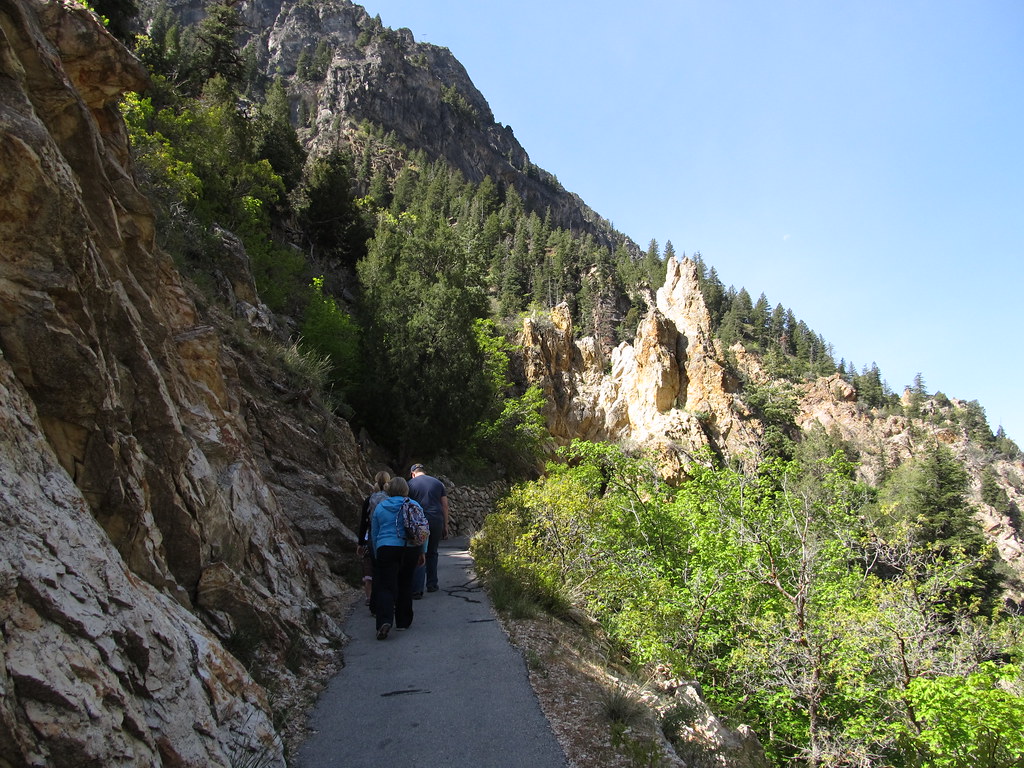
[{"left": 385, "top": 476, "right": 409, "bottom": 497}]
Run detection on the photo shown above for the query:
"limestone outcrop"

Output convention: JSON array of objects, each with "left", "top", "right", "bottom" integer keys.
[
  {"left": 520, "top": 256, "right": 1024, "bottom": 587},
  {"left": 796, "top": 376, "right": 1024, "bottom": 587},
  {"left": 520, "top": 256, "right": 762, "bottom": 480}
]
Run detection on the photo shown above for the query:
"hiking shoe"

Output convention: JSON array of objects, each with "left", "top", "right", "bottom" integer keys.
[
  {"left": 412, "top": 592, "right": 423, "bottom": 600},
  {"left": 426, "top": 585, "right": 439, "bottom": 593},
  {"left": 396, "top": 626, "right": 409, "bottom": 631},
  {"left": 376, "top": 623, "right": 391, "bottom": 640}
]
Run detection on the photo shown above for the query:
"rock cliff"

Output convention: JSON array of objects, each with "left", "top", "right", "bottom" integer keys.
[
  {"left": 520, "top": 255, "right": 1024, "bottom": 586},
  {"left": 148, "top": 0, "right": 626, "bottom": 252},
  {"left": 520, "top": 256, "right": 762, "bottom": 481},
  {"left": 0, "top": 0, "right": 368, "bottom": 762}
]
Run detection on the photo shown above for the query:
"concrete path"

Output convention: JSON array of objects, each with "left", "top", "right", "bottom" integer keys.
[{"left": 294, "top": 537, "right": 569, "bottom": 768}]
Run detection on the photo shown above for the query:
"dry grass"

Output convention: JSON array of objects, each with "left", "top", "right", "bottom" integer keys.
[{"left": 496, "top": 611, "right": 687, "bottom": 768}]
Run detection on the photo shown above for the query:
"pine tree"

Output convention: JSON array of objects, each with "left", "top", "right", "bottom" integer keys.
[
  {"left": 357, "top": 211, "right": 489, "bottom": 457},
  {"left": 751, "top": 293, "right": 770, "bottom": 348},
  {"left": 293, "top": 148, "right": 369, "bottom": 265},
  {"left": 253, "top": 78, "right": 306, "bottom": 191},
  {"left": 702, "top": 267, "right": 726, "bottom": 327},
  {"left": 191, "top": 0, "right": 245, "bottom": 87}
]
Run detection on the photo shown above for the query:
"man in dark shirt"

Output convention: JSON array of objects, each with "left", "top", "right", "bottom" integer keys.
[{"left": 408, "top": 463, "right": 449, "bottom": 596}]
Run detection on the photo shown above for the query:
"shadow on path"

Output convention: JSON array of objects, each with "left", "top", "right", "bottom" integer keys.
[{"left": 294, "top": 537, "right": 569, "bottom": 768}]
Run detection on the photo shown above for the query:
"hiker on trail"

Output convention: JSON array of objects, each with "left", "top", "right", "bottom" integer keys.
[
  {"left": 408, "top": 463, "right": 448, "bottom": 597},
  {"left": 370, "top": 476, "right": 427, "bottom": 640},
  {"left": 357, "top": 471, "right": 390, "bottom": 613}
]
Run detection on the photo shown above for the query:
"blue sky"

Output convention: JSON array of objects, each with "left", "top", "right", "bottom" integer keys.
[{"left": 362, "top": 0, "right": 1024, "bottom": 443}]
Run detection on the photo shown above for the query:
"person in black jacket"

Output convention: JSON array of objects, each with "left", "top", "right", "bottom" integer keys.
[{"left": 357, "top": 471, "right": 390, "bottom": 612}]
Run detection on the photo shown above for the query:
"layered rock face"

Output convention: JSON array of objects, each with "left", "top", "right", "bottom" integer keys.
[
  {"left": 520, "top": 256, "right": 762, "bottom": 480},
  {"left": 795, "top": 376, "right": 1024, "bottom": 586},
  {"left": 0, "top": 361, "right": 279, "bottom": 767},
  {"left": 521, "top": 257, "right": 1024, "bottom": 586},
  {"left": 0, "top": 0, "right": 367, "bottom": 763},
  {"left": 213, "top": 0, "right": 619, "bottom": 250}
]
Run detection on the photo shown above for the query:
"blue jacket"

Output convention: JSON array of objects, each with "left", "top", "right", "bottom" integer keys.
[{"left": 371, "top": 496, "right": 428, "bottom": 556}]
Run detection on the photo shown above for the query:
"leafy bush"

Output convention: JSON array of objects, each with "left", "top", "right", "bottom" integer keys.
[
  {"left": 473, "top": 441, "right": 1024, "bottom": 767},
  {"left": 904, "top": 663, "right": 1024, "bottom": 767},
  {"left": 300, "top": 276, "right": 361, "bottom": 399}
]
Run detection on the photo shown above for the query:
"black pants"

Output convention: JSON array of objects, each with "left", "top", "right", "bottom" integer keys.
[{"left": 373, "top": 545, "right": 420, "bottom": 630}]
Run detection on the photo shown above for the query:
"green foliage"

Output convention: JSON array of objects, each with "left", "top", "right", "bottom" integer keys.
[
  {"left": 743, "top": 379, "right": 799, "bottom": 460},
  {"left": 246, "top": 234, "right": 309, "bottom": 314},
  {"left": 296, "top": 39, "right": 330, "bottom": 81},
  {"left": 693, "top": 255, "right": 838, "bottom": 385},
  {"left": 852, "top": 362, "right": 897, "bottom": 409},
  {"left": 474, "top": 441, "right": 1020, "bottom": 767},
  {"left": 470, "top": 320, "right": 549, "bottom": 474},
  {"left": 878, "top": 442, "right": 1002, "bottom": 613},
  {"left": 252, "top": 78, "right": 306, "bottom": 191},
  {"left": 440, "top": 83, "right": 479, "bottom": 123},
  {"left": 191, "top": 0, "right": 246, "bottom": 87},
  {"left": 121, "top": 77, "right": 285, "bottom": 232},
  {"left": 904, "top": 663, "right": 1024, "bottom": 767},
  {"left": 121, "top": 89, "right": 203, "bottom": 208},
  {"left": 292, "top": 148, "right": 370, "bottom": 266},
  {"left": 356, "top": 205, "right": 490, "bottom": 457},
  {"left": 957, "top": 399, "right": 997, "bottom": 449},
  {"left": 995, "top": 426, "right": 1022, "bottom": 460},
  {"left": 300, "top": 277, "right": 361, "bottom": 400}
]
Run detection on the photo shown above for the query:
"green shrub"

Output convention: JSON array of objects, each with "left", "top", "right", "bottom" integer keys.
[{"left": 300, "top": 276, "right": 361, "bottom": 398}]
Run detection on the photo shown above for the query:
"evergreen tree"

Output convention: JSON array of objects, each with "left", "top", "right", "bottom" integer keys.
[
  {"left": 701, "top": 267, "right": 726, "bottom": 327},
  {"left": 751, "top": 293, "right": 770, "bottom": 348},
  {"left": 769, "top": 303, "right": 786, "bottom": 349},
  {"left": 906, "top": 372, "right": 927, "bottom": 417},
  {"left": 498, "top": 219, "right": 530, "bottom": 316},
  {"left": 995, "top": 426, "right": 1022, "bottom": 459},
  {"left": 190, "top": 0, "right": 245, "bottom": 88},
  {"left": 958, "top": 400, "right": 996, "bottom": 449},
  {"left": 854, "top": 363, "right": 886, "bottom": 408},
  {"left": 253, "top": 78, "right": 306, "bottom": 192},
  {"left": 133, "top": 4, "right": 185, "bottom": 83},
  {"left": 880, "top": 443, "right": 1002, "bottom": 612},
  {"left": 292, "top": 148, "right": 370, "bottom": 265},
  {"left": 642, "top": 238, "right": 660, "bottom": 284},
  {"left": 357, "top": 211, "right": 489, "bottom": 457}
]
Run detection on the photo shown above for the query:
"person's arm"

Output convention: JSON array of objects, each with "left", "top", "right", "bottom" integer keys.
[
  {"left": 357, "top": 498, "right": 370, "bottom": 553},
  {"left": 441, "top": 495, "right": 449, "bottom": 539},
  {"left": 370, "top": 508, "right": 379, "bottom": 555}
]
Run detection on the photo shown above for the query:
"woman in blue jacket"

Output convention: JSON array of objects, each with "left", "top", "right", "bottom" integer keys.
[{"left": 370, "top": 476, "right": 427, "bottom": 640}]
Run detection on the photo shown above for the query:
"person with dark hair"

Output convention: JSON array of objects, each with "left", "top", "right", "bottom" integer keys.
[
  {"left": 370, "top": 476, "right": 427, "bottom": 640},
  {"left": 357, "top": 471, "right": 390, "bottom": 612},
  {"left": 408, "top": 463, "right": 448, "bottom": 596}
]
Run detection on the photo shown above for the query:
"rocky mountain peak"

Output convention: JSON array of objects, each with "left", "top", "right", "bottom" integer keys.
[{"left": 213, "top": 0, "right": 627, "bottom": 250}]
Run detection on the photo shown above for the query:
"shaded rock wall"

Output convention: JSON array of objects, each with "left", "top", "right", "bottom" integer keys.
[
  {"left": 1, "top": 358, "right": 279, "bottom": 767},
  {"left": 0, "top": 0, "right": 370, "bottom": 762}
]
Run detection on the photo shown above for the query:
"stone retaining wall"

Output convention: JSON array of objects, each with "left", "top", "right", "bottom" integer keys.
[{"left": 446, "top": 481, "right": 508, "bottom": 537}]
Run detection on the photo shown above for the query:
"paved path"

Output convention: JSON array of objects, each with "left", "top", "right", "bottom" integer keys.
[{"left": 294, "top": 537, "right": 569, "bottom": 768}]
